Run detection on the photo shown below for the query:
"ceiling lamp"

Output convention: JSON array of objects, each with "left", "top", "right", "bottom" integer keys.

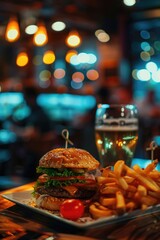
[
  {"left": 16, "top": 51, "right": 29, "bottom": 67},
  {"left": 5, "top": 16, "right": 20, "bottom": 42},
  {"left": 123, "top": 0, "right": 136, "bottom": 6},
  {"left": 65, "top": 30, "right": 81, "bottom": 47},
  {"left": 51, "top": 21, "right": 66, "bottom": 31},
  {"left": 25, "top": 24, "right": 38, "bottom": 35},
  {"left": 43, "top": 50, "right": 56, "bottom": 64},
  {"left": 33, "top": 22, "right": 48, "bottom": 46}
]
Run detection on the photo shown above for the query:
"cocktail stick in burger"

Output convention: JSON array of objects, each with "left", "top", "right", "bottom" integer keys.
[{"left": 33, "top": 148, "right": 100, "bottom": 211}]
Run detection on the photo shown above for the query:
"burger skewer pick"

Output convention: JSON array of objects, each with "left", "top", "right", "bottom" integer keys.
[
  {"left": 146, "top": 141, "right": 158, "bottom": 161},
  {"left": 61, "top": 129, "right": 74, "bottom": 148}
]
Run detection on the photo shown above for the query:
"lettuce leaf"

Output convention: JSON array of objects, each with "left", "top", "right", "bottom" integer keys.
[{"left": 36, "top": 166, "right": 83, "bottom": 177}]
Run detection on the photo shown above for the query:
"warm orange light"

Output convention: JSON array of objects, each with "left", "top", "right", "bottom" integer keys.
[
  {"left": 65, "top": 30, "right": 81, "bottom": 47},
  {"left": 65, "top": 50, "right": 78, "bottom": 63},
  {"left": 72, "top": 72, "right": 84, "bottom": 82},
  {"left": 16, "top": 51, "right": 29, "bottom": 67},
  {"left": 54, "top": 68, "right": 66, "bottom": 79},
  {"left": 5, "top": 17, "right": 20, "bottom": 42},
  {"left": 43, "top": 50, "right": 56, "bottom": 64},
  {"left": 86, "top": 69, "right": 99, "bottom": 81},
  {"left": 33, "top": 23, "right": 48, "bottom": 46}
]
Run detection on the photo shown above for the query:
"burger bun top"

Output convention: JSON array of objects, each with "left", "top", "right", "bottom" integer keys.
[{"left": 39, "top": 148, "right": 99, "bottom": 171}]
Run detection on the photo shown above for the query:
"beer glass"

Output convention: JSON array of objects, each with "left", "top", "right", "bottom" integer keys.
[{"left": 95, "top": 104, "right": 139, "bottom": 167}]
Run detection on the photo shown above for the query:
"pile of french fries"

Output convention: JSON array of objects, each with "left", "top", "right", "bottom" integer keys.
[{"left": 89, "top": 160, "right": 160, "bottom": 219}]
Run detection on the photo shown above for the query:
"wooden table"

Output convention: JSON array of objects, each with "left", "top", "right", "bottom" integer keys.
[{"left": 0, "top": 183, "right": 160, "bottom": 239}]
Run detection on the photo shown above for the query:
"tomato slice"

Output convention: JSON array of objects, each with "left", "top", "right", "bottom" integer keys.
[
  {"left": 60, "top": 199, "right": 84, "bottom": 220},
  {"left": 49, "top": 176, "right": 86, "bottom": 180},
  {"left": 38, "top": 174, "right": 48, "bottom": 183},
  {"left": 49, "top": 176, "right": 96, "bottom": 182}
]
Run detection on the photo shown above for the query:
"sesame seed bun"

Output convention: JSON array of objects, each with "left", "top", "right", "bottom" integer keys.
[{"left": 39, "top": 148, "right": 99, "bottom": 171}]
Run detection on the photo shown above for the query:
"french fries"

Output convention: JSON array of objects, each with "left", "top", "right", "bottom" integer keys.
[
  {"left": 116, "top": 191, "right": 126, "bottom": 214},
  {"left": 89, "top": 159, "right": 160, "bottom": 219},
  {"left": 89, "top": 202, "right": 115, "bottom": 219}
]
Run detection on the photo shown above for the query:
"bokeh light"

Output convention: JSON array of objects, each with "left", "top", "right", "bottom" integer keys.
[
  {"left": 66, "top": 31, "right": 81, "bottom": 47},
  {"left": 146, "top": 62, "right": 158, "bottom": 73},
  {"left": 70, "top": 52, "right": 97, "bottom": 65},
  {"left": 43, "top": 50, "right": 56, "bottom": 64},
  {"left": 137, "top": 69, "right": 150, "bottom": 81},
  {"left": 140, "top": 51, "right": 150, "bottom": 61},
  {"left": 123, "top": 0, "right": 136, "bottom": 7},
  {"left": 140, "top": 30, "right": 150, "bottom": 40},
  {"left": 39, "top": 70, "right": 51, "bottom": 81},
  {"left": 152, "top": 70, "right": 160, "bottom": 82},
  {"left": 54, "top": 68, "right": 66, "bottom": 79},
  {"left": 71, "top": 80, "right": 83, "bottom": 89},
  {"left": 95, "top": 29, "right": 110, "bottom": 42},
  {"left": 25, "top": 24, "right": 38, "bottom": 35},
  {"left": 86, "top": 69, "right": 99, "bottom": 80},
  {"left": 33, "top": 24, "right": 48, "bottom": 46},
  {"left": 77, "top": 53, "right": 89, "bottom": 63},
  {"left": 51, "top": 21, "right": 66, "bottom": 31},
  {"left": 16, "top": 52, "right": 29, "bottom": 67},
  {"left": 65, "top": 50, "right": 78, "bottom": 63},
  {"left": 5, "top": 17, "right": 20, "bottom": 42},
  {"left": 72, "top": 72, "right": 84, "bottom": 82},
  {"left": 132, "top": 69, "right": 139, "bottom": 80},
  {"left": 141, "top": 42, "right": 151, "bottom": 51},
  {"left": 88, "top": 54, "right": 97, "bottom": 64}
]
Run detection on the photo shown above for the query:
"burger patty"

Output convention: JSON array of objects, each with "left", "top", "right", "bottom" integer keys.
[{"left": 36, "top": 185, "right": 97, "bottom": 199}]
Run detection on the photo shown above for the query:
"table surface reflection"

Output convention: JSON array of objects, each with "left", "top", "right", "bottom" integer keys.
[{"left": 1, "top": 181, "right": 160, "bottom": 240}]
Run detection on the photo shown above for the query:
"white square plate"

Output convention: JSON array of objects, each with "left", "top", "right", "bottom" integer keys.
[{"left": 2, "top": 186, "right": 160, "bottom": 231}]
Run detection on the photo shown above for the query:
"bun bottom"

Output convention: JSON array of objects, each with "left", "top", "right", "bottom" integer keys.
[
  {"left": 35, "top": 194, "right": 65, "bottom": 211},
  {"left": 35, "top": 194, "right": 93, "bottom": 211}
]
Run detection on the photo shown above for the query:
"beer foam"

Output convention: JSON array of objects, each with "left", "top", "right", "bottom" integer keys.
[
  {"left": 103, "top": 118, "right": 138, "bottom": 124},
  {"left": 95, "top": 126, "right": 138, "bottom": 131}
]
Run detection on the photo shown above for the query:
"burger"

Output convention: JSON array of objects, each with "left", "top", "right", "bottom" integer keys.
[{"left": 34, "top": 148, "right": 100, "bottom": 211}]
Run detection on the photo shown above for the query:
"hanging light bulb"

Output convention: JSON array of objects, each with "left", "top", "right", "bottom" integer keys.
[
  {"left": 5, "top": 16, "right": 20, "bottom": 42},
  {"left": 16, "top": 50, "right": 29, "bottom": 67},
  {"left": 65, "top": 30, "right": 81, "bottom": 47},
  {"left": 33, "top": 22, "right": 48, "bottom": 46},
  {"left": 43, "top": 50, "right": 56, "bottom": 64}
]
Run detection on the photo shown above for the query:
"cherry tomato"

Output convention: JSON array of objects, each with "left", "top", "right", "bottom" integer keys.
[{"left": 60, "top": 199, "right": 84, "bottom": 220}]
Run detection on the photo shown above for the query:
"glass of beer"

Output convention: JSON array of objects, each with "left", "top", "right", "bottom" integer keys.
[{"left": 95, "top": 104, "right": 139, "bottom": 167}]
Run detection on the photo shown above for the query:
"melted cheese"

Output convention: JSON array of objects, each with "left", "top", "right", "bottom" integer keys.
[{"left": 62, "top": 185, "right": 78, "bottom": 196}]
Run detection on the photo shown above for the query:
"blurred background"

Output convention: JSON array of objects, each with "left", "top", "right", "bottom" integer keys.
[{"left": 0, "top": 0, "right": 160, "bottom": 188}]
